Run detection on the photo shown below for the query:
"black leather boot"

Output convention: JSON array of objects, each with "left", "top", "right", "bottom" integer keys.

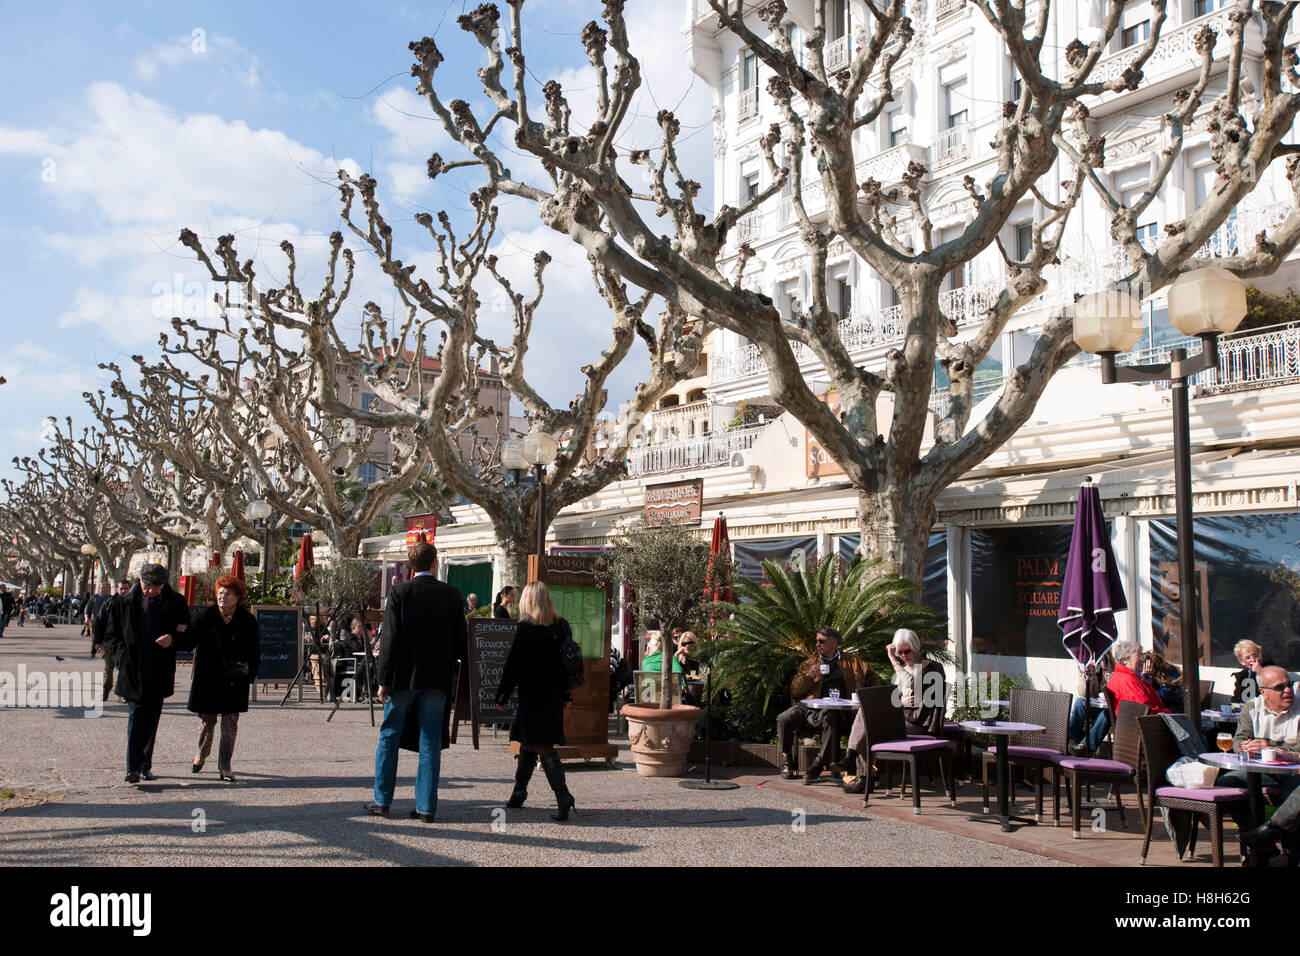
[
  {"left": 508, "top": 751, "right": 538, "bottom": 808},
  {"left": 540, "top": 752, "right": 576, "bottom": 821}
]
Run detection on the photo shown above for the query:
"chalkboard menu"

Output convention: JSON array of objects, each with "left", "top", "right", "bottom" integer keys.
[
  {"left": 252, "top": 605, "right": 302, "bottom": 681},
  {"left": 467, "top": 618, "right": 519, "bottom": 730}
]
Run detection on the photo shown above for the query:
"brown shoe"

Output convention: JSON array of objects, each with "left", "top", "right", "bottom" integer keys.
[
  {"left": 841, "top": 774, "right": 867, "bottom": 795},
  {"left": 779, "top": 754, "right": 797, "bottom": 779},
  {"left": 802, "top": 760, "right": 823, "bottom": 785}
]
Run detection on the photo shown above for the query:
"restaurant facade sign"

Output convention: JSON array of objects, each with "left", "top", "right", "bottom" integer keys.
[
  {"left": 643, "top": 478, "right": 703, "bottom": 527},
  {"left": 805, "top": 389, "right": 845, "bottom": 479},
  {"left": 405, "top": 513, "right": 438, "bottom": 545}
]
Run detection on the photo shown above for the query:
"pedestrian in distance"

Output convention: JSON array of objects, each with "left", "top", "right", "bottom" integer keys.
[
  {"left": 92, "top": 580, "right": 131, "bottom": 699},
  {"left": 188, "top": 575, "right": 261, "bottom": 782},
  {"left": 492, "top": 585, "right": 517, "bottom": 619},
  {"left": 102, "top": 564, "right": 192, "bottom": 783},
  {"left": 496, "top": 581, "right": 577, "bottom": 821},
  {"left": 365, "top": 541, "right": 467, "bottom": 823}
]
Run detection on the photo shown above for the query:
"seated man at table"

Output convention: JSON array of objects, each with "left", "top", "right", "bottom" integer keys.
[
  {"left": 1226, "top": 667, "right": 1300, "bottom": 859},
  {"left": 1105, "top": 640, "right": 1170, "bottom": 716},
  {"left": 776, "top": 627, "right": 876, "bottom": 783}
]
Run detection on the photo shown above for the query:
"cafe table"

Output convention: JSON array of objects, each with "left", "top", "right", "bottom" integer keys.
[
  {"left": 959, "top": 720, "right": 1045, "bottom": 832},
  {"left": 1198, "top": 751, "right": 1300, "bottom": 867},
  {"left": 802, "top": 697, "right": 860, "bottom": 776}
]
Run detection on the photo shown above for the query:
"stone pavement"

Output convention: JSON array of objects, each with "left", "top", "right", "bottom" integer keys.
[{"left": 0, "top": 622, "right": 1217, "bottom": 867}]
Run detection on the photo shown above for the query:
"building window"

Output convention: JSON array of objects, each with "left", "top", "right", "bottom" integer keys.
[
  {"left": 1010, "top": 66, "right": 1023, "bottom": 102},
  {"left": 1135, "top": 222, "right": 1159, "bottom": 248},
  {"left": 784, "top": 22, "right": 801, "bottom": 65},
  {"left": 358, "top": 462, "right": 380, "bottom": 484},
  {"left": 837, "top": 278, "right": 852, "bottom": 319},
  {"left": 888, "top": 111, "right": 909, "bottom": 148},
  {"left": 1193, "top": 0, "right": 1225, "bottom": 16},
  {"left": 360, "top": 392, "right": 375, "bottom": 412},
  {"left": 823, "top": 0, "right": 849, "bottom": 41},
  {"left": 1014, "top": 221, "right": 1034, "bottom": 260},
  {"left": 742, "top": 171, "right": 760, "bottom": 202},
  {"left": 1121, "top": 20, "right": 1150, "bottom": 48},
  {"left": 739, "top": 50, "right": 759, "bottom": 122},
  {"left": 945, "top": 79, "right": 969, "bottom": 129},
  {"left": 971, "top": 524, "right": 1076, "bottom": 658}
]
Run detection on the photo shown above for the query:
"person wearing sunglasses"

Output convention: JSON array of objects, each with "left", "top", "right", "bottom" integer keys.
[{"left": 1225, "top": 666, "right": 1300, "bottom": 860}]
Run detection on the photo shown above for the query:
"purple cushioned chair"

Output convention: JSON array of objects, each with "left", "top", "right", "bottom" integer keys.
[
  {"left": 1135, "top": 714, "right": 1247, "bottom": 866},
  {"left": 1049, "top": 699, "right": 1146, "bottom": 838},
  {"left": 857, "top": 685, "right": 955, "bottom": 815},
  {"left": 981, "top": 688, "right": 1070, "bottom": 821}
]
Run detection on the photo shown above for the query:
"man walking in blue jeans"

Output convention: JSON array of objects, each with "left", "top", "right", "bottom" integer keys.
[{"left": 365, "top": 541, "right": 467, "bottom": 823}]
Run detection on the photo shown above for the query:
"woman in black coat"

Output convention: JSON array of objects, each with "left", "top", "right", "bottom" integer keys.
[
  {"left": 188, "top": 575, "right": 260, "bottom": 782},
  {"left": 495, "top": 581, "right": 575, "bottom": 820}
]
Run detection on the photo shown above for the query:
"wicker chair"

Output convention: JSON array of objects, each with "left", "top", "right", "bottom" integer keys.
[
  {"left": 1135, "top": 714, "right": 1248, "bottom": 866},
  {"left": 1049, "top": 699, "right": 1147, "bottom": 838},
  {"left": 857, "top": 685, "right": 956, "bottom": 815},
  {"left": 980, "top": 688, "right": 1070, "bottom": 821}
]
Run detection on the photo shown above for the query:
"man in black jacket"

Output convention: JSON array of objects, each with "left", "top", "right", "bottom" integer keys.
[
  {"left": 365, "top": 542, "right": 467, "bottom": 822},
  {"left": 103, "top": 565, "right": 192, "bottom": 783}
]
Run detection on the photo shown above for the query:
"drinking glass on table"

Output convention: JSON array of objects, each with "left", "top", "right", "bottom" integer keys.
[
  {"left": 829, "top": 688, "right": 840, "bottom": 702},
  {"left": 1216, "top": 732, "right": 1233, "bottom": 754}
]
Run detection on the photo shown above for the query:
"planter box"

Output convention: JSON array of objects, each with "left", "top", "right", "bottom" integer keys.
[{"left": 687, "top": 741, "right": 823, "bottom": 771}]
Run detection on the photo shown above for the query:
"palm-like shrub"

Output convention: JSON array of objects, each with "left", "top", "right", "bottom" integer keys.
[{"left": 704, "top": 557, "right": 947, "bottom": 721}]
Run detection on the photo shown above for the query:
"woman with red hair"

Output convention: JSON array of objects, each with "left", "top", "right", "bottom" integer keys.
[{"left": 188, "top": 574, "right": 261, "bottom": 781}]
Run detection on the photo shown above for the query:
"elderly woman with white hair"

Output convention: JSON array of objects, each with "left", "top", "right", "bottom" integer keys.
[
  {"left": 835, "top": 628, "right": 947, "bottom": 794},
  {"left": 1104, "top": 639, "right": 1169, "bottom": 715}
]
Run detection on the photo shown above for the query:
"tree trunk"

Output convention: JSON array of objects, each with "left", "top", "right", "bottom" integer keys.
[
  {"left": 855, "top": 488, "right": 937, "bottom": 589},
  {"left": 497, "top": 542, "right": 529, "bottom": 595}
]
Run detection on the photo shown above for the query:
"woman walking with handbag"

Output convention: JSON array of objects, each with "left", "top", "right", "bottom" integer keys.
[
  {"left": 189, "top": 575, "right": 261, "bottom": 782},
  {"left": 495, "top": 581, "right": 576, "bottom": 820}
]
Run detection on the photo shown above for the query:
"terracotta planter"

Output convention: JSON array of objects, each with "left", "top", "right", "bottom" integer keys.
[{"left": 623, "top": 704, "right": 702, "bottom": 777}]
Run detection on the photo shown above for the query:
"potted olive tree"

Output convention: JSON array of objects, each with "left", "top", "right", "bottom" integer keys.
[{"left": 596, "top": 523, "right": 708, "bottom": 776}]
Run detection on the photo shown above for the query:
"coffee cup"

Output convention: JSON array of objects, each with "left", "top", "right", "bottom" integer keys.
[
  {"left": 819, "top": 663, "right": 830, "bottom": 676},
  {"left": 1262, "top": 747, "right": 1279, "bottom": 763},
  {"left": 851, "top": 692, "right": 859, "bottom": 704},
  {"left": 1220, "top": 705, "right": 1232, "bottom": 716}
]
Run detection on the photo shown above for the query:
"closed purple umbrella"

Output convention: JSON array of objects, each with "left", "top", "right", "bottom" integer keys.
[{"left": 1057, "top": 480, "right": 1127, "bottom": 665}]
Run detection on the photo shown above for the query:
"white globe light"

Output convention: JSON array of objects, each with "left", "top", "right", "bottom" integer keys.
[
  {"left": 501, "top": 437, "right": 529, "bottom": 471},
  {"left": 246, "top": 499, "right": 272, "bottom": 522},
  {"left": 1167, "top": 266, "right": 1246, "bottom": 338},
  {"left": 522, "top": 428, "right": 558, "bottom": 467},
  {"left": 1072, "top": 289, "right": 1144, "bottom": 355}
]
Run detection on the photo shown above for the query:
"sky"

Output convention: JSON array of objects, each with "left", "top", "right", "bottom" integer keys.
[{"left": 0, "top": 0, "right": 716, "bottom": 488}]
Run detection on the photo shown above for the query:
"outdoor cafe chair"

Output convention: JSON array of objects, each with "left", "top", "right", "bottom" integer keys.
[
  {"left": 1049, "top": 699, "right": 1147, "bottom": 838},
  {"left": 857, "top": 686, "right": 955, "bottom": 815},
  {"left": 1135, "top": 714, "right": 1247, "bottom": 866},
  {"left": 980, "top": 688, "right": 1070, "bottom": 822}
]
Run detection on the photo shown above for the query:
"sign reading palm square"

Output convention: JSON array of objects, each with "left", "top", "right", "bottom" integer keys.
[{"left": 643, "top": 478, "right": 703, "bottom": 527}]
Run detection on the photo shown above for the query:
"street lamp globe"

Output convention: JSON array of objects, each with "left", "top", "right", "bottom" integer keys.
[
  {"left": 521, "top": 428, "right": 558, "bottom": 468},
  {"left": 501, "top": 437, "right": 528, "bottom": 471},
  {"left": 1072, "top": 289, "right": 1145, "bottom": 355},
  {"left": 310, "top": 529, "right": 327, "bottom": 546},
  {"left": 246, "top": 499, "right": 272, "bottom": 522},
  {"left": 1167, "top": 266, "right": 1247, "bottom": 338}
]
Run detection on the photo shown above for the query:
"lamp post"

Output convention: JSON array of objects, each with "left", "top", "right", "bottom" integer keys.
[
  {"left": 80, "top": 543, "right": 97, "bottom": 594},
  {"left": 247, "top": 499, "right": 273, "bottom": 599},
  {"left": 521, "top": 427, "right": 559, "bottom": 559},
  {"left": 1074, "top": 269, "right": 1246, "bottom": 718}
]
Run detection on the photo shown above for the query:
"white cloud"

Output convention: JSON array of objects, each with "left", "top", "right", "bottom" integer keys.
[
  {"left": 135, "top": 32, "right": 262, "bottom": 93},
  {"left": 368, "top": 86, "right": 449, "bottom": 157},
  {"left": 0, "top": 82, "right": 360, "bottom": 228}
]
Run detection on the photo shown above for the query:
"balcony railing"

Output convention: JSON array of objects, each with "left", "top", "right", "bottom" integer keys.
[
  {"left": 854, "top": 142, "right": 927, "bottom": 185},
  {"left": 738, "top": 86, "right": 758, "bottom": 123},
  {"left": 733, "top": 211, "right": 767, "bottom": 244},
  {"left": 626, "top": 423, "right": 769, "bottom": 478},
  {"left": 1095, "top": 9, "right": 1232, "bottom": 87},
  {"left": 933, "top": 122, "right": 973, "bottom": 169},
  {"left": 825, "top": 35, "right": 851, "bottom": 72},
  {"left": 1109, "top": 323, "right": 1300, "bottom": 395},
  {"left": 936, "top": 0, "right": 967, "bottom": 20}
]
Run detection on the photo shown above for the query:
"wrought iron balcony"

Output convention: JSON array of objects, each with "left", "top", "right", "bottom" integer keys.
[{"left": 626, "top": 423, "right": 769, "bottom": 478}]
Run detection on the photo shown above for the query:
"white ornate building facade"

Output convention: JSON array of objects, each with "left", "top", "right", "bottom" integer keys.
[{"left": 363, "top": 1, "right": 1300, "bottom": 698}]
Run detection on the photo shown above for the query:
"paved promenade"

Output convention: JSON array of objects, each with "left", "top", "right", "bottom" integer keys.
[{"left": 0, "top": 621, "right": 1218, "bottom": 868}]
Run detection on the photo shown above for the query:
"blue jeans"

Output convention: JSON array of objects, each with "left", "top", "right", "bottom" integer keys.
[
  {"left": 374, "top": 689, "right": 445, "bottom": 815},
  {"left": 1068, "top": 698, "right": 1109, "bottom": 752}
]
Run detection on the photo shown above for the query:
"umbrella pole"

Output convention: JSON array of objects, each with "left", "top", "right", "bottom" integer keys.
[{"left": 680, "top": 659, "right": 738, "bottom": 791}]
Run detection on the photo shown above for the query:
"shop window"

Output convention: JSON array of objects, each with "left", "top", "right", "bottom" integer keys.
[{"left": 971, "top": 524, "right": 1077, "bottom": 658}]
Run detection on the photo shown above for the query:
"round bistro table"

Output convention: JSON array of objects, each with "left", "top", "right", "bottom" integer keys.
[{"left": 960, "top": 720, "right": 1045, "bottom": 832}]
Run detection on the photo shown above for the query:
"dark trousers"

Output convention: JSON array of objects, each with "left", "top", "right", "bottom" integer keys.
[
  {"left": 126, "top": 697, "right": 165, "bottom": 774},
  {"left": 777, "top": 704, "right": 843, "bottom": 766}
]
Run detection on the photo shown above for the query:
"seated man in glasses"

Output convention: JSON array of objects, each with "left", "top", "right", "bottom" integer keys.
[
  {"left": 776, "top": 626, "right": 877, "bottom": 784},
  {"left": 1219, "top": 666, "right": 1300, "bottom": 859}
]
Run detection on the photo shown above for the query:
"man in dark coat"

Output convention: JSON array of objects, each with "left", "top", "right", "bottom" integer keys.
[
  {"left": 102, "top": 564, "right": 192, "bottom": 783},
  {"left": 365, "top": 542, "right": 467, "bottom": 822},
  {"left": 0, "top": 584, "right": 14, "bottom": 638}
]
